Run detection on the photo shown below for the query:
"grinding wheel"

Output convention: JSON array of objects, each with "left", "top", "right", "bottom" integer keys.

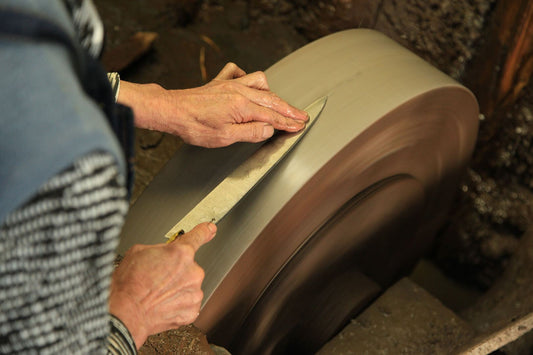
[{"left": 117, "top": 29, "right": 479, "bottom": 354}]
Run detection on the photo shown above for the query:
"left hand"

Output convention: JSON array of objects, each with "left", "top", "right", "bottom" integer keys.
[{"left": 118, "top": 62, "right": 309, "bottom": 148}]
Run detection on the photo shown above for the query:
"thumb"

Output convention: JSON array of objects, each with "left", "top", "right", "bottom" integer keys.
[
  {"left": 228, "top": 122, "right": 274, "bottom": 143},
  {"left": 176, "top": 222, "right": 217, "bottom": 252}
]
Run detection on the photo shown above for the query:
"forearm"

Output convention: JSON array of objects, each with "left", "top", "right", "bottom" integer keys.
[
  {"left": 117, "top": 80, "right": 171, "bottom": 132},
  {"left": 116, "top": 65, "right": 308, "bottom": 148},
  {"left": 109, "top": 288, "right": 149, "bottom": 349}
]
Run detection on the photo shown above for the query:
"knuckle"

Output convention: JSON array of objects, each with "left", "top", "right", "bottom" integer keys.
[
  {"left": 270, "top": 93, "right": 282, "bottom": 105},
  {"left": 218, "top": 132, "right": 235, "bottom": 147},
  {"left": 194, "top": 224, "right": 209, "bottom": 239},
  {"left": 127, "top": 244, "right": 143, "bottom": 254},
  {"left": 222, "top": 82, "right": 240, "bottom": 94},
  {"left": 229, "top": 101, "right": 247, "bottom": 121},
  {"left": 192, "top": 264, "right": 205, "bottom": 283},
  {"left": 267, "top": 113, "right": 281, "bottom": 127},
  {"left": 251, "top": 124, "right": 264, "bottom": 140},
  {"left": 232, "top": 93, "right": 247, "bottom": 105},
  {"left": 192, "top": 289, "right": 204, "bottom": 304},
  {"left": 253, "top": 70, "right": 266, "bottom": 79},
  {"left": 175, "top": 243, "right": 196, "bottom": 261},
  {"left": 179, "top": 314, "right": 194, "bottom": 326},
  {"left": 254, "top": 71, "right": 269, "bottom": 85},
  {"left": 275, "top": 118, "right": 290, "bottom": 130},
  {"left": 186, "top": 310, "right": 201, "bottom": 324}
]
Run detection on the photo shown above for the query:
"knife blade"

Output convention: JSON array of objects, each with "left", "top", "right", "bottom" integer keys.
[{"left": 166, "top": 96, "right": 327, "bottom": 242}]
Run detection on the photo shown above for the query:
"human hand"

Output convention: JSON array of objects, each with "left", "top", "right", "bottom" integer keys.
[
  {"left": 118, "top": 62, "right": 309, "bottom": 147},
  {"left": 109, "top": 222, "right": 216, "bottom": 349}
]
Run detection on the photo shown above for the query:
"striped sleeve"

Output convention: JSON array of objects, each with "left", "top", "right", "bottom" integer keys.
[
  {"left": 0, "top": 151, "right": 133, "bottom": 354},
  {"left": 107, "top": 72, "right": 121, "bottom": 102},
  {"left": 108, "top": 315, "right": 137, "bottom": 354}
]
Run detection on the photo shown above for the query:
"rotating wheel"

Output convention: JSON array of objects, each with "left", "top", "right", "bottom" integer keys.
[{"left": 117, "top": 29, "right": 479, "bottom": 354}]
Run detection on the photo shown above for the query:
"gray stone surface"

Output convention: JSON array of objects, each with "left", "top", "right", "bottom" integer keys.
[{"left": 318, "top": 278, "right": 475, "bottom": 354}]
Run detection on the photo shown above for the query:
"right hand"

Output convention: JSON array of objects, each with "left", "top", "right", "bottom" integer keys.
[{"left": 109, "top": 222, "right": 216, "bottom": 349}]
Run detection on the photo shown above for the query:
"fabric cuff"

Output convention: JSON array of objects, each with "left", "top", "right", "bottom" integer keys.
[
  {"left": 108, "top": 314, "right": 137, "bottom": 354},
  {"left": 106, "top": 72, "right": 121, "bottom": 102}
]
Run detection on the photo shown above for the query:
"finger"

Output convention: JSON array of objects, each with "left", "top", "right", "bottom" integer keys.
[
  {"left": 234, "top": 71, "right": 270, "bottom": 90},
  {"left": 237, "top": 102, "right": 306, "bottom": 133},
  {"left": 214, "top": 62, "right": 246, "bottom": 80},
  {"left": 225, "top": 122, "right": 275, "bottom": 144},
  {"left": 176, "top": 222, "right": 217, "bottom": 252},
  {"left": 237, "top": 85, "right": 309, "bottom": 121}
]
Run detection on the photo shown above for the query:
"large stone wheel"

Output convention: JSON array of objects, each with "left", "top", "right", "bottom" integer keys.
[{"left": 117, "top": 29, "right": 479, "bottom": 354}]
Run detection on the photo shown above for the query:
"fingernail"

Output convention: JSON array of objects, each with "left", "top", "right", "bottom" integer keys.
[
  {"left": 290, "top": 120, "right": 305, "bottom": 130},
  {"left": 263, "top": 124, "right": 274, "bottom": 138},
  {"left": 207, "top": 223, "right": 217, "bottom": 233},
  {"left": 289, "top": 109, "right": 308, "bottom": 120}
]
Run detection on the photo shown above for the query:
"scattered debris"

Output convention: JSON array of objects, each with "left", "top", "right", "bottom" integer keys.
[{"left": 139, "top": 324, "right": 213, "bottom": 355}]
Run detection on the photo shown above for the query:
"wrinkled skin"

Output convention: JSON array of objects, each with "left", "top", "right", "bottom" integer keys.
[
  {"left": 118, "top": 62, "right": 309, "bottom": 148},
  {"left": 111, "top": 63, "right": 307, "bottom": 348},
  {"left": 109, "top": 223, "right": 216, "bottom": 349}
]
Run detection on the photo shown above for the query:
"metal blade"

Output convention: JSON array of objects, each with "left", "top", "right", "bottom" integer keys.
[{"left": 166, "top": 96, "right": 327, "bottom": 241}]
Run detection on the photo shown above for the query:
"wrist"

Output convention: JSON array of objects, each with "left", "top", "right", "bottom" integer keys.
[
  {"left": 117, "top": 81, "right": 169, "bottom": 131},
  {"left": 106, "top": 72, "right": 121, "bottom": 102},
  {"left": 109, "top": 289, "right": 149, "bottom": 349}
]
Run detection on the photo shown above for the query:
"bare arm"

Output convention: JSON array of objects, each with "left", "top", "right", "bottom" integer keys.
[{"left": 117, "top": 63, "right": 308, "bottom": 148}]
